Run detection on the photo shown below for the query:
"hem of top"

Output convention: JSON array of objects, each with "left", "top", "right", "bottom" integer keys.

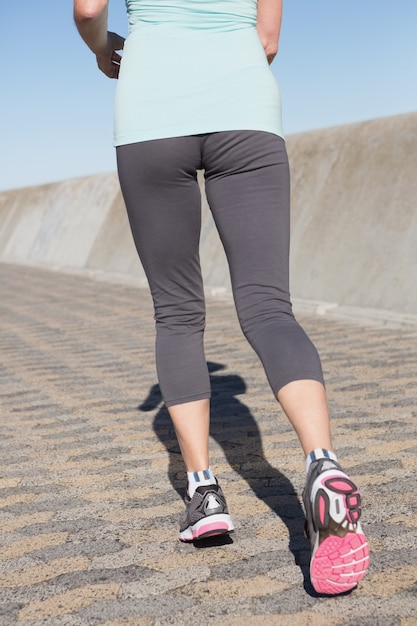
[
  {"left": 164, "top": 391, "right": 211, "bottom": 408},
  {"left": 114, "top": 123, "right": 284, "bottom": 147},
  {"left": 127, "top": 22, "right": 257, "bottom": 37}
]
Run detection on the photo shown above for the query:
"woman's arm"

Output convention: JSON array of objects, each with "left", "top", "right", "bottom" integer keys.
[
  {"left": 257, "top": 0, "right": 283, "bottom": 65},
  {"left": 73, "top": 0, "right": 124, "bottom": 78}
]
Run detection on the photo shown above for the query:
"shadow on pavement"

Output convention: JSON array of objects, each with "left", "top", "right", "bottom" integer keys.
[{"left": 139, "top": 361, "right": 313, "bottom": 592}]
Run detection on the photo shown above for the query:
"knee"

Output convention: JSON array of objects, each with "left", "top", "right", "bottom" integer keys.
[
  {"left": 154, "top": 297, "right": 206, "bottom": 332},
  {"left": 235, "top": 289, "right": 294, "bottom": 339}
]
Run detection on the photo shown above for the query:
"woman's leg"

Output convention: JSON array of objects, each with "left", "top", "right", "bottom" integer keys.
[
  {"left": 277, "top": 379, "right": 332, "bottom": 455},
  {"left": 168, "top": 399, "right": 210, "bottom": 471},
  {"left": 203, "top": 130, "right": 368, "bottom": 591},
  {"left": 117, "top": 136, "right": 234, "bottom": 541},
  {"left": 203, "top": 130, "right": 330, "bottom": 449},
  {"left": 116, "top": 137, "right": 211, "bottom": 471}
]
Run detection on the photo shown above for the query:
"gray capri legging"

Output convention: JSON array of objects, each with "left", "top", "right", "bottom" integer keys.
[{"left": 116, "top": 130, "right": 324, "bottom": 407}]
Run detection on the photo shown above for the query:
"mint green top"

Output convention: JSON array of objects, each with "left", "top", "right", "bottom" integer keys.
[{"left": 114, "top": 0, "right": 283, "bottom": 145}]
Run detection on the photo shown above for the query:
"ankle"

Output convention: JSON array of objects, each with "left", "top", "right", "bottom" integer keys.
[
  {"left": 306, "top": 448, "right": 338, "bottom": 474},
  {"left": 186, "top": 467, "right": 216, "bottom": 498}
]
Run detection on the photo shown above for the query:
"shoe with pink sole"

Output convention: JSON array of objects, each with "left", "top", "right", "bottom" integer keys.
[
  {"left": 179, "top": 480, "right": 234, "bottom": 542},
  {"left": 303, "top": 450, "right": 370, "bottom": 595}
]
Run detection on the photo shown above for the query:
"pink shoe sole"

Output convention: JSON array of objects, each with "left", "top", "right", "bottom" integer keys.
[
  {"left": 179, "top": 513, "right": 234, "bottom": 542},
  {"left": 192, "top": 521, "right": 230, "bottom": 540},
  {"left": 311, "top": 531, "right": 370, "bottom": 595}
]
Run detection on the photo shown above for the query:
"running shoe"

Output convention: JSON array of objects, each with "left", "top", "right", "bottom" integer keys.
[
  {"left": 179, "top": 480, "right": 234, "bottom": 542},
  {"left": 303, "top": 453, "right": 370, "bottom": 595}
]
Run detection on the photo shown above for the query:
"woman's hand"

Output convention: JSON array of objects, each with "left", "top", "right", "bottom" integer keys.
[
  {"left": 95, "top": 31, "right": 125, "bottom": 79},
  {"left": 74, "top": 1, "right": 124, "bottom": 78}
]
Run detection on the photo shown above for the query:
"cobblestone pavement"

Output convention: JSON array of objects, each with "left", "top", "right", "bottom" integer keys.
[{"left": 1, "top": 262, "right": 416, "bottom": 626}]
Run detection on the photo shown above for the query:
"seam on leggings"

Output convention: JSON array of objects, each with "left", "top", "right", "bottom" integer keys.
[{"left": 164, "top": 390, "right": 211, "bottom": 408}]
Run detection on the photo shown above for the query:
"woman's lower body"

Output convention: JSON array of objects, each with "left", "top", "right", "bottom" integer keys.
[
  {"left": 117, "top": 130, "right": 369, "bottom": 594},
  {"left": 117, "top": 131, "right": 324, "bottom": 402}
]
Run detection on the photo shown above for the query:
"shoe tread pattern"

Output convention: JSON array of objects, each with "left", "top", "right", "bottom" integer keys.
[
  {"left": 310, "top": 472, "right": 370, "bottom": 594},
  {"left": 311, "top": 532, "right": 370, "bottom": 594}
]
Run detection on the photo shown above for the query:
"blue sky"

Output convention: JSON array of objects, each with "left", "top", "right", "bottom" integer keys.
[{"left": 2, "top": 1, "right": 416, "bottom": 191}]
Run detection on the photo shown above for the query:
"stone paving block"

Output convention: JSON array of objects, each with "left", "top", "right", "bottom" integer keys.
[
  {"left": 0, "top": 511, "right": 55, "bottom": 534},
  {"left": 359, "top": 564, "right": 417, "bottom": 597},
  {"left": 18, "top": 583, "right": 121, "bottom": 621},
  {"left": 79, "top": 595, "right": 195, "bottom": 622},
  {"left": 0, "top": 478, "right": 23, "bottom": 489},
  {"left": 0, "top": 556, "right": 91, "bottom": 589},
  {"left": 122, "top": 565, "right": 211, "bottom": 599},
  {"left": 52, "top": 564, "right": 155, "bottom": 592},
  {"left": 390, "top": 514, "right": 417, "bottom": 530},
  {"left": 253, "top": 585, "right": 325, "bottom": 615},
  {"left": 92, "top": 542, "right": 175, "bottom": 571},
  {"left": 319, "top": 594, "right": 417, "bottom": 623},
  {"left": 0, "top": 493, "right": 39, "bottom": 509},
  {"left": 101, "top": 617, "right": 156, "bottom": 626},
  {"left": 156, "top": 597, "right": 254, "bottom": 625},
  {"left": 212, "top": 550, "right": 297, "bottom": 581},
  {"left": 345, "top": 620, "right": 399, "bottom": 626},
  {"left": 30, "top": 539, "right": 126, "bottom": 563},
  {"left": 178, "top": 573, "right": 292, "bottom": 601},
  {"left": 0, "top": 532, "right": 68, "bottom": 560},
  {"left": 216, "top": 613, "right": 341, "bottom": 626},
  {"left": 138, "top": 546, "right": 246, "bottom": 572},
  {"left": 90, "top": 546, "right": 149, "bottom": 571}
]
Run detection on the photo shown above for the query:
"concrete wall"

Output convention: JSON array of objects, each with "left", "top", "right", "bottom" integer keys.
[
  {"left": 288, "top": 112, "right": 417, "bottom": 315},
  {"left": 1, "top": 112, "right": 416, "bottom": 317}
]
